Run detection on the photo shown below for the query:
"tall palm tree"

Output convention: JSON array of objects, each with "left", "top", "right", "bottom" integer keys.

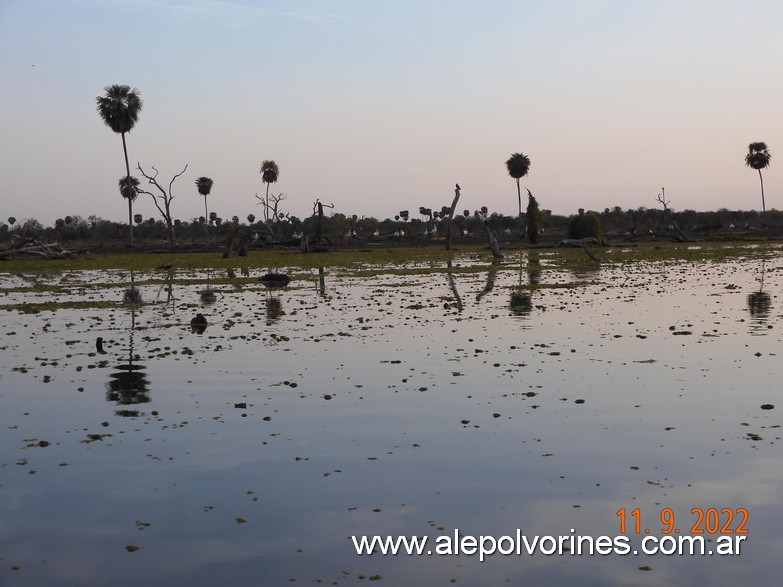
[
  {"left": 260, "top": 160, "right": 279, "bottom": 225},
  {"left": 505, "top": 153, "right": 531, "bottom": 222},
  {"left": 195, "top": 177, "right": 214, "bottom": 223},
  {"left": 745, "top": 142, "right": 771, "bottom": 212},
  {"left": 96, "top": 84, "right": 143, "bottom": 244}
]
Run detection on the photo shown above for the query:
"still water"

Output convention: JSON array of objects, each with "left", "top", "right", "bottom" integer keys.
[{"left": 1, "top": 246, "right": 781, "bottom": 585}]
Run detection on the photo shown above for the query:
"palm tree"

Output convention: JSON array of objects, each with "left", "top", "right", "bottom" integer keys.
[
  {"left": 505, "top": 153, "right": 531, "bottom": 224},
  {"left": 260, "top": 160, "right": 279, "bottom": 226},
  {"left": 119, "top": 176, "right": 140, "bottom": 204},
  {"left": 195, "top": 177, "right": 214, "bottom": 223},
  {"left": 96, "top": 84, "right": 143, "bottom": 244},
  {"left": 745, "top": 142, "right": 771, "bottom": 212}
]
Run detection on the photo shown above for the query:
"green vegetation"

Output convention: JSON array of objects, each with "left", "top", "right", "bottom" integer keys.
[{"left": 568, "top": 210, "right": 603, "bottom": 240}]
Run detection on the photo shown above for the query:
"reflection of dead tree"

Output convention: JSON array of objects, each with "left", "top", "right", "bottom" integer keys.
[
  {"left": 137, "top": 163, "right": 188, "bottom": 248},
  {"left": 445, "top": 259, "right": 464, "bottom": 312},
  {"left": 446, "top": 183, "right": 462, "bottom": 251},
  {"left": 476, "top": 259, "right": 501, "bottom": 301},
  {"left": 656, "top": 187, "right": 690, "bottom": 242},
  {"left": 559, "top": 237, "right": 601, "bottom": 262},
  {"left": 155, "top": 268, "right": 175, "bottom": 308},
  {"left": 474, "top": 210, "right": 503, "bottom": 258}
]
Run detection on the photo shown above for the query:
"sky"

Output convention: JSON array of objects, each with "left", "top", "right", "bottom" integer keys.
[{"left": 1, "top": 0, "right": 781, "bottom": 228}]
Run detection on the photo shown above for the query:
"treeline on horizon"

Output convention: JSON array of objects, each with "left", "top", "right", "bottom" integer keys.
[{"left": 2, "top": 205, "right": 781, "bottom": 247}]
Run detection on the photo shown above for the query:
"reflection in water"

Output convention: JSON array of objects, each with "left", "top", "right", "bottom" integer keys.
[
  {"left": 200, "top": 269, "right": 218, "bottom": 305},
  {"left": 527, "top": 250, "right": 541, "bottom": 286},
  {"left": 318, "top": 266, "right": 326, "bottom": 297},
  {"left": 266, "top": 294, "right": 284, "bottom": 323},
  {"left": 107, "top": 283, "right": 150, "bottom": 415},
  {"left": 510, "top": 252, "right": 536, "bottom": 318},
  {"left": 190, "top": 312, "right": 208, "bottom": 334},
  {"left": 476, "top": 259, "right": 501, "bottom": 301},
  {"left": 5, "top": 249, "right": 783, "bottom": 585},
  {"left": 155, "top": 269, "right": 176, "bottom": 308},
  {"left": 445, "top": 260, "right": 464, "bottom": 312},
  {"left": 509, "top": 290, "right": 533, "bottom": 316},
  {"left": 748, "top": 258, "right": 772, "bottom": 334},
  {"left": 122, "top": 269, "right": 142, "bottom": 304}
]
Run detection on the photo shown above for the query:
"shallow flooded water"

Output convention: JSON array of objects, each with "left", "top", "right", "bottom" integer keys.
[{"left": 1, "top": 245, "right": 782, "bottom": 586}]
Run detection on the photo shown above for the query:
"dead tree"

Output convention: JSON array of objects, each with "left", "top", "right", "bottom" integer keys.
[
  {"left": 446, "top": 183, "right": 462, "bottom": 251},
  {"left": 255, "top": 191, "right": 288, "bottom": 237},
  {"left": 137, "top": 163, "right": 188, "bottom": 248},
  {"left": 474, "top": 210, "right": 503, "bottom": 258},
  {"left": 656, "top": 187, "right": 690, "bottom": 242}
]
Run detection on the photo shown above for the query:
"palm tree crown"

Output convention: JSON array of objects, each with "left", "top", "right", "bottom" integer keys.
[
  {"left": 195, "top": 176, "right": 214, "bottom": 222},
  {"left": 260, "top": 160, "right": 279, "bottom": 186},
  {"left": 505, "top": 153, "right": 531, "bottom": 221},
  {"left": 118, "top": 176, "right": 140, "bottom": 201},
  {"left": 96, "top": 85, "right": 143, "bottom": 136},
  {"left": 745, "top": 142, "right": 771, "bottom": 171},
  {"left": 745, "top": 142, "right": 771, "bottom": 212},
  {"left": 195, "top": 176, "right": 213, "bottom": 197},
  {"left": 505, "top": 153, "right": 531, "bottom": 180}
]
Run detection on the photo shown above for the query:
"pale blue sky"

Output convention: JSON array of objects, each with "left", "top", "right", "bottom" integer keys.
[{"left": 1, "top": 0, "right": 780, "bottom": 226}]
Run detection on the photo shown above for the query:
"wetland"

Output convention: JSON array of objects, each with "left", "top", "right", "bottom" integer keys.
[{"left": 1, "top": 242, "right": 781, "bottom": 586}]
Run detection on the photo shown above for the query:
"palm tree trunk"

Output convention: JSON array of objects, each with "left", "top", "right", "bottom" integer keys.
[
  {"left": 121, "top": 132, "right": 134, "bottom": 246},
  {"left": 204, "top": 196, "right": 208, "bottom": 226},
  {"left": 759, "top": 169, "right": 766, "bottom": 213},
  {"left": 516, "top": 178, "right": 524, "bottom": 238}
]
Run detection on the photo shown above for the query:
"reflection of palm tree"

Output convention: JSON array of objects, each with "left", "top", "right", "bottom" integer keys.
[
  {"left": 266, "top": 294, "right": 284, "bottom": 323},
  {"left": 748, "top": 258, "right": 772, "bottom": 320},
  {"left": 510, "top": 251, "right": 537, "bottom": 317},
  {"left": 123, "top": 269, "right": 142, "bottom": 304},
  {"left": 106, "top": 284, "right": 150, "bottom": 415}
]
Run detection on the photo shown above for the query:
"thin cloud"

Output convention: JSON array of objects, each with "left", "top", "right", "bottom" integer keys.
[{"left": 109, "top": 0, "right": 344, "bottom": 26}]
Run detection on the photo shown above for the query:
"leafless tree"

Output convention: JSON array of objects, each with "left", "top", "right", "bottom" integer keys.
[{"left": 137, "top": 163, "right": 188, "bottom": 248}]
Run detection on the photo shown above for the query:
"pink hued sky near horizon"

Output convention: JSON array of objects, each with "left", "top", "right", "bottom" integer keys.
[{"left": 1, "top": 0, "right": 781, "bottom": 227}]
